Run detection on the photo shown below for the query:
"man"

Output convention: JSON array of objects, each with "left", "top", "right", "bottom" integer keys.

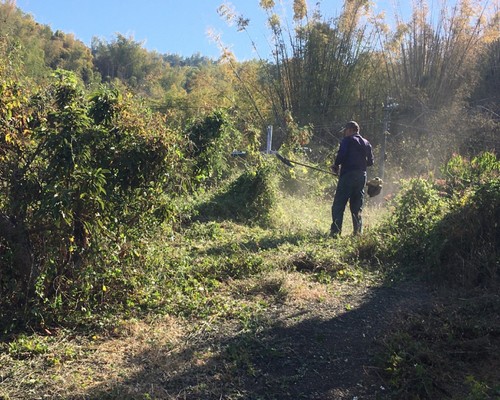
[{"left": 330, "top": 121, "right": 374, "bottom": 237}]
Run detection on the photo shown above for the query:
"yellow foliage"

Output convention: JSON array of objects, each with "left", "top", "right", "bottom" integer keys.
[
  {"left": 269, "top": 14, "right": 281, "bottom": 30},
  {"left": 260, "top": 0, "right": 275, "bottom": 11},
  {"left": 293, "top": 0, "right": 307, "bottom": 21}
]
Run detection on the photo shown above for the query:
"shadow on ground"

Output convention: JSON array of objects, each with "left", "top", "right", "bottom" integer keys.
[{"left": 72, "top": 282, "right": 432, "bottom": 400}]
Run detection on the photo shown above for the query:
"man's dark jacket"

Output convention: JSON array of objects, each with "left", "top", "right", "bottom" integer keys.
[{"left": 334, "top": 134, "right": 374, "bottom": 176}]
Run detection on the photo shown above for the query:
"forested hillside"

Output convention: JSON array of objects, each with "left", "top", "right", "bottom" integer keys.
[{"left": 1, "top": 0, "right": 499, "bottom": 398}]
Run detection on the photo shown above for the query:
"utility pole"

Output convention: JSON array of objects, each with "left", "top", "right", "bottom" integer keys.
[
  {"left": 379, "top": 104, "right": 389, "bottom": 180},
  {"left": 378, "top": 97, "right": 398, "bottom": 181}
]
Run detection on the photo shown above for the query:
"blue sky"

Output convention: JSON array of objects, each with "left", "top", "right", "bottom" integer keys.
[
  {"left": 14, "top": 0, "right": 276, "bottom": 60},
  {"left": 14, "top": 0, "right": 408, "bottom": 60}
]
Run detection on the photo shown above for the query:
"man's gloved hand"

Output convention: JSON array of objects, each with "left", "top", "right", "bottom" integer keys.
[{"left": 332, "top": 165, "right": 340, "bottom": 175}]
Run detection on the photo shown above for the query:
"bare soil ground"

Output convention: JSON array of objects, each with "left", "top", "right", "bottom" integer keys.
[{"left": 1, "top": 277, "right": 436, "bottom": 400}]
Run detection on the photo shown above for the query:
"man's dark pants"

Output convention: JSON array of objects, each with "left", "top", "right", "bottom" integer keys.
[{"left": 330, "top": 170, "right": 367, "bottom": 236}]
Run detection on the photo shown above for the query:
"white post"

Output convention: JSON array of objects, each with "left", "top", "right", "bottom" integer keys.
[{"left": 266, "top": 125, "right": 273, "bottom": 154}]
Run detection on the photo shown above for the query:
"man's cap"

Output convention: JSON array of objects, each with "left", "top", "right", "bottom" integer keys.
[{"left": 341, "top": 121, "right": 359, "bottom": 132}]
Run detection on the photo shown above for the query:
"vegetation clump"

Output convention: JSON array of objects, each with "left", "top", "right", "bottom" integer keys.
[
  {"left": 432, "top": 177, "right": 499, "bottom": 287},
  {"left": 369, "top": 152, "right": 499, "bottom": 288},
  {"left": 195, "top": 162, "right": 280, "bottom": 227}
]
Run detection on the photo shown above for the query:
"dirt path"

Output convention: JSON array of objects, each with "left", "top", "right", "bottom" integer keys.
[{"left": 70, "top": 280, "right": 433, "bottom": 400}]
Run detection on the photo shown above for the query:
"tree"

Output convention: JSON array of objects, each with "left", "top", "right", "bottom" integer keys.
[
  {"left": 471, "top": 37, "right": 500, "bottom": 113},
  {"left": 44, "top": 31, "right": 95, "bottom": 84},
  {"left": 0, "top": 2, "right": 97, "bottom": 82},
  {"left": 92, "top": 35, "right": 162, "bottom": 82},
  {"left": 219, "top": 0, "right": 386, "bottom": 147},
  {"left": 377, "top": 0, "right": 499, "bottom": 171},
  {"left": 0, "top": 70, "right": 186, "bottom": 301},
  {"left": 382, "top": 0, "right": 489, "bottom": 112},
  {"left": 0, "top": 1, "right": 47, "bottom": 79}
]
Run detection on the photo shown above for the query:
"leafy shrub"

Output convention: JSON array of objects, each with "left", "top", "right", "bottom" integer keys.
[
  {"left": 0, "top": 71, "right": 187, "bottom": 329},
  {"left": 429, "top": 178, "right": 500, "bottom": 287},
  {"left": 187, "top": 109, "right": 243, "bottom": 188},
  {"left": 426, "top": 153, "right": 499, "bottom": 287},
  {"left": 389, "top": 178, "right": 447, "bottom": 232},
  {"left": 372, "top": 152, "right": 499, "bottom": 288},
  {"left": 195, "top": 163, "right": 280, "bottom": 227},
  {"left": 441, "top": 152, "right": 499, "bottom": 194},
  {"left": 382, "top": 178, "right": 448, "bottom": 266}
]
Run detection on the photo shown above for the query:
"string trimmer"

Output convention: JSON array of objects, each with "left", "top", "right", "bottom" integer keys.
[
  {"left": 275, "top": 152, "right": 337, "bottom": 176},
  {"left": 275, "top": 152, "right": 383, "bottom": 196}
]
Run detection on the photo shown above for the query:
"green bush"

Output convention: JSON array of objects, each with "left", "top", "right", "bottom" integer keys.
[
  {"left": 187, "top": 109, "right": 243, "bottom": 188},
  {"left": 372, "top": 152, "right": 499, "bottom": 288},
  {"left": 441, "top": 152, "right": 499, "bottom": 194},
  {"left": 429, "top": 178, "right": 500, "bottom": 287},
  {"left": 0, "top": 71, "right": 187, "bottom": 330},
  {"left": 383, "top": 178, "right": 448, "bottom": 266},
  {"left": 195, "top": 163, "right": 280, "bottom": 227}
]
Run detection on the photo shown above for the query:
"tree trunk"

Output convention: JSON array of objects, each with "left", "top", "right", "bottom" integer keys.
[{"left": 0, "top": 213, "right": 37, "bottom": 292}]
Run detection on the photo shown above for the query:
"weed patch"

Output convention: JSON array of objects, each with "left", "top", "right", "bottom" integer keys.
[
  {"left": 370, "top": 153, "right": 499, "bottom": 288},
  {"left": 429, "top": 178, "right": 500, "bottom": 287},
  {"left": 195, "top": 164, "right": 280, "bottom": 227}
]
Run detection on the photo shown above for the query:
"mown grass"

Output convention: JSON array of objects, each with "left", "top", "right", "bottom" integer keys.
[{"left": 0, "top": 190, "right": 385, "bottom": 399}]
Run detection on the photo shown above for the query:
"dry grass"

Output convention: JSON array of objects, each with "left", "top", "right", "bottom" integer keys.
[
  {"left": 0, "top": 316, "right": 186, "bottom": 399},
  {"left": 226, "top": 269, "right": 353, "bottom": 305},
  {"left": 0, "top": 260, "right": 378, "bottom": 400}
]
